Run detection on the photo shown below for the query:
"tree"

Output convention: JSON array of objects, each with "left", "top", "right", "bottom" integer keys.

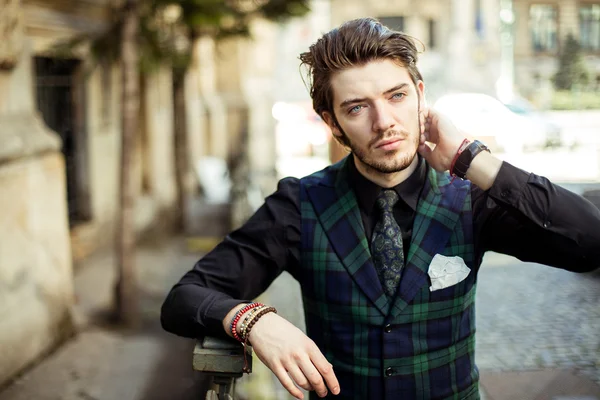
[
  {"left": 54, "top": 0, "right": 310, "bottom": 325},
  {"left": 553, "top": 33, "right": 590, "bottom": 91},
  {"left": 155, "top": 0, "right": 311, "bottom": 230},
  {"left": 115, "top": 0, "right": 141, "bottom": 325}
]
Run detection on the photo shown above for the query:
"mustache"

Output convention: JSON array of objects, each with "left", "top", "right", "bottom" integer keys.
[{"left": 368, "top": 130, "right": 408, "bottom": 148}]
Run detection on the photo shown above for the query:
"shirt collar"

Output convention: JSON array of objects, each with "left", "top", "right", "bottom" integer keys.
[{"left": 348, "top": 155, "right": 426, "bottom": 213}]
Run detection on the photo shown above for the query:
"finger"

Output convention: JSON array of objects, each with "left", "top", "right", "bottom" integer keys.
[
  {"left": 425, "top": 117, "right": 439, "bottom": 144},
  {"left": 286, "top": 365, "right": 314, "bottom": 392},
  {"left": 272, "top": 364, "right": 305, "bottom": 400},
  {"left": 309, "top": 349, "right": 340, "bottom": 396},
  {"left": 418, "top": 142, "right": 433, "bottom": 159},
  {"left": 298, "top": 361, "right": 327, "bottom": 397}
]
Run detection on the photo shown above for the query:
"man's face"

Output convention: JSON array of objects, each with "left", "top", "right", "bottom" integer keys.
[{"left": 323, "top": 59, "right": 425, "bottom": 174}]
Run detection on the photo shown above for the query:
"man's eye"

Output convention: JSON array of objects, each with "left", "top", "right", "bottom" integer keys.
[
  {"left": 392, "top": 92, "right": 406, "bottom": 100},
  {"left": 349, "top": 105, "right": 363, "bottom": 114}
]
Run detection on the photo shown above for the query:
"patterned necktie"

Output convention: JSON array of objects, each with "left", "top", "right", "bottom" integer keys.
[{"left": 371, "top": 189, "right": 404, "bottom": 299}]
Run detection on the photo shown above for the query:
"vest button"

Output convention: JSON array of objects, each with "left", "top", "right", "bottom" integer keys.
[
  {"left": 384, "top": 324, "right": 392, "bottom": 333},
  {"left": 385, "top": 367, "right": 394, "bottom": 377}
]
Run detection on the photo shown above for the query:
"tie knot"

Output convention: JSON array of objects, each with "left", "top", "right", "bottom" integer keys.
[{"left": 375, "top": 189, "right": 399, "bottom": 213}]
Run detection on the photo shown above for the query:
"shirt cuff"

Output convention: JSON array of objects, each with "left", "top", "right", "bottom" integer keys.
[
  {"left": 200, "top": 296, "right": 250, "bottom": 336},
  {"left": 488, "top": 161, "right": 530, "bottom": 207}
]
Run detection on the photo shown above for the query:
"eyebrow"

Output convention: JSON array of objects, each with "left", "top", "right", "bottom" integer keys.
[{"left": 338, "top": 83, "right": 411, "bottom": 109}]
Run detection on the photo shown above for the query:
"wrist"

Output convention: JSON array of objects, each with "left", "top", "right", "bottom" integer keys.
[
  {"left": 449, "top": 138, "right": 471, "bottom": 175},
  {"left": 223, "top": 303, "right": 248, "bottom": 336},
  {"left": 451, "top": 140, "right": 490, "bottom": 179},
  {"left": 241, "top": 306, "right": 277, "bottom": 344},
  {"left": 224, "top": 302, "right": 265, "bottom": 340},
  {"left": 247, "top": 311, "right": 277, "bottom": 344},
  {"left": 465, "top": 150, "right": 502, "bottom": 190}
]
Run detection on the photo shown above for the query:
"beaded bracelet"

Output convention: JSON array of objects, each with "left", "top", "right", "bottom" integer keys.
[
  {"left": 229, "top": 302, "right": 263, "bottom": 342},
  {"left": 238, "top": 306, "right": 266, "bottom": 340},
  {"left": 242, "top": 306, "right": 277, "bottom": 373},
  {"left": 242, "top": 306, "right": 277, "bottom": 343}
]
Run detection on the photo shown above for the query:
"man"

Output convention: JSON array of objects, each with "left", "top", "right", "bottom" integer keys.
[{"left": 161, "top": 18, "right": 600, "bottom": 400}]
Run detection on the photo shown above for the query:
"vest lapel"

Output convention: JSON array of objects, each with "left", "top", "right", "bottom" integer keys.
[
  {"left": 389, "top": 168, "right": 470, "bottom": 319},
  {"left": 306, "top": 158, "right": 390, "bottom": 316}
]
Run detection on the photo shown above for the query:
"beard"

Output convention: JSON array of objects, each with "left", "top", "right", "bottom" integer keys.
[
  {"left": 341, "top": 116, "right": 420, "bottom": 174},
  {"left": 349, "top": 132, "right": 419, "bottom": 174}
]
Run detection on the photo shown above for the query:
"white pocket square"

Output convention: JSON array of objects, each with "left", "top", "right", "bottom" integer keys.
[{"left": 428, "top": 254, "right": 471, "bottom": 292}]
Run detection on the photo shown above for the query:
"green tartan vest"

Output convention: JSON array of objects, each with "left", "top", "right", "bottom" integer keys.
[{"left": 298, "top": 157, "right": 479, "bottom": 400}]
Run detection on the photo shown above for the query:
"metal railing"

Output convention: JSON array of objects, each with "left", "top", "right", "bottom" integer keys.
[{"left": 193, "top": 336, "right": 253, "bottom": 400}]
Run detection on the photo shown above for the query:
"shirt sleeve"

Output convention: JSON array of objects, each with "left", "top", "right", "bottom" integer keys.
[
  {"left": 472, "top": 161, "right": 600, "bottom": 272},
  {"left": 160, "top": 177, "right": 301, "bottom": 339}
]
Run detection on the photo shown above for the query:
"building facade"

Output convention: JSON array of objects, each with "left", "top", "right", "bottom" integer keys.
[
  {"left": 513, "top": 0, "right": 600, "bottom": 100},
  {"left": 330, "top": 0, "right": 504, "bottom": 101}
]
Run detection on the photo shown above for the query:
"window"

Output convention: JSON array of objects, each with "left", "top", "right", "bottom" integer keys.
[
  {"left": 580, "top": 4, "right": 600, "bottom": 51},
  {"left": 530, "top": 5, "right": 558, "bottom": 52},
  {"left": 378, "top": 16, "right": 405, "bottom": 32}
]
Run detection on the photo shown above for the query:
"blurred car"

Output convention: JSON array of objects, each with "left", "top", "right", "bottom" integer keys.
[
  {"left": 433, "top": 93, "right": 562, "bottom": 153},
  {"left": 503, "top": 96, "right": 563, "bottom": 148}
]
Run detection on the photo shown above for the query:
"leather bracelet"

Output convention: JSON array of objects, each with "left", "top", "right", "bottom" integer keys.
[
  {"left": 449, "top": 138, "right": 471, "bottom": 177},
  {"left": 451, "top": 140, "right": 490, "bottom": 179}
]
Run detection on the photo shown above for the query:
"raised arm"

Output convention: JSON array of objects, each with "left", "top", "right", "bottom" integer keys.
[{"left": 420, "top": 107, "right": 600, "bottom": 272}]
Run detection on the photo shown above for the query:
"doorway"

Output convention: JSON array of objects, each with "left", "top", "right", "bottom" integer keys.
[{"left": 34, "top": 57, "right": 91, "bottom": 226}]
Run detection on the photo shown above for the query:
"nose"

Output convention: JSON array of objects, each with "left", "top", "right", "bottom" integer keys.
[{"left": 371, "top": 101, "right": 395, "bottom": 133}]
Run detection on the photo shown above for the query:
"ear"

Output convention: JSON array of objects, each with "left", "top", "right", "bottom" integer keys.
[
  {"left": 322, "top": 111, "right": 343, "bottom": 139},
  {"left": 417, "top": 80, "right": 427, "bottom": 109}
]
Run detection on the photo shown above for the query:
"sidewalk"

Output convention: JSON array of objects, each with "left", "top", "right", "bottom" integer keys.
[{"left": 0, "top": 236, "right": 211, "bottom": 400}]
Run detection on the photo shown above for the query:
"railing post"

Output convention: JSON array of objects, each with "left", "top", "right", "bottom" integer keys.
[{"left": 193, "top": 336, "right": 253, "bottom": 399}]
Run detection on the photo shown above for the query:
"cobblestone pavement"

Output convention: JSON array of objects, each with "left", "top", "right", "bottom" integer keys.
[{"left": 475, "top": 253, "right": 600, "bottom": 385}]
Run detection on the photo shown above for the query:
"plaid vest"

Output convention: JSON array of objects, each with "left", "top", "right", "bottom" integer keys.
[{"left": 298, "top": 158, "right": 479, "bottom": 400}]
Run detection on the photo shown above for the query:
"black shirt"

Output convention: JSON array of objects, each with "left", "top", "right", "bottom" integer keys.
[{"left": 161, "top": 158, "right": 600, "bottom": 338}]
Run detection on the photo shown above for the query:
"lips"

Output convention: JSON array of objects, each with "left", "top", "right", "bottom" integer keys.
[{"left": 375, "top": 138, "right": 403, "bottom": 150}]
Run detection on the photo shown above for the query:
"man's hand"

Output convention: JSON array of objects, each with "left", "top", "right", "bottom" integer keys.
[
  {"left": 418, "top": 107, "right": 503, "bottom": 189},
  {"left": 418, "top": 107, "right": 468, "bottom": 172},
  {"left": 248, "top": 312, "right": 340, "bottom": 399}
]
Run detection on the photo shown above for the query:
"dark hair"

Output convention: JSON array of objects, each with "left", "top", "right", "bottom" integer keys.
[{"left": 299, "top": 17, "right": 424, "bottom": 121}]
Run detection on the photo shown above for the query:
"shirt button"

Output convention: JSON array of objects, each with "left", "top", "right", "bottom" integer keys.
[
  {"left": 543, "top": 220, "right": 551, "bottom": 228},
  {"left": 384, "top": 324, "right": 392, "bottom": 333},
  {"left": 501, "top": 190, "right": 510, "bottom": 198},
  {"left": 385, "top": 367, "right": 394, "bottom": 377}
]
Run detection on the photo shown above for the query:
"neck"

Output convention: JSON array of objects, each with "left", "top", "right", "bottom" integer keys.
[{"left": 354, "top": 154, "right": 419, "bottom": 188}]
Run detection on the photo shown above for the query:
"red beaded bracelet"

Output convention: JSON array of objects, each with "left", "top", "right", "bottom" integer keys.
[{"left": 230, "top": 302, "right": 263, "bottom": 342}]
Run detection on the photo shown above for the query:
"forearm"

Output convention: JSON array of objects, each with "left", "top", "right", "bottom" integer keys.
[{"left": 475, "top": 161, "right": 600, "bottom": 272}]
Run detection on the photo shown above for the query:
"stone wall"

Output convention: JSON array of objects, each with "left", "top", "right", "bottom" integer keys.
[
  {"left": 0, "top": 9, "right": 74, "bottom": 382},
  {"left": 0, "top": 149, "right": 74, "bottom": 387}
]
